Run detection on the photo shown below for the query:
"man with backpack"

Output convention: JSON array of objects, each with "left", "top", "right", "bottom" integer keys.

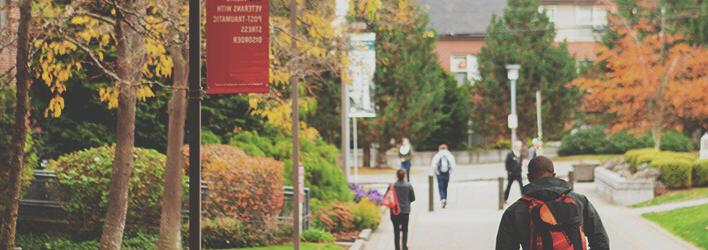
[
  {"left": 431, "top": 144, "right": 455, "bottom": 208},
  {"left": 495, "top": 156, "right": 609, "bottom": 250}
]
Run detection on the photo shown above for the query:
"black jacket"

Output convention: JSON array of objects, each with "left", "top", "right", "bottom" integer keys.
[
  {"left": 505, "top": 152, "right": 522, "bottom": 176},
  {"left": 495, "top": 177, "right": 610, "bottom": 250}
]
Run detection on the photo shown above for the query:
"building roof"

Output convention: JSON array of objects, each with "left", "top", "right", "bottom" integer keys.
[
  {"left": 417, "top": 0, "right": 508, "bottom": 38},
  {"left": 417, "top": 0, "right": 601, "bottom": 38}
]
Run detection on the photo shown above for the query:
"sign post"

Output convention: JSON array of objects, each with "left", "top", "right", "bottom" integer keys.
[{"left": 188, "top": 0, "right": 202, "bottom": 248}]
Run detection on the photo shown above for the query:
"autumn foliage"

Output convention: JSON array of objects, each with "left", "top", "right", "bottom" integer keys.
[
  {"left": 184, "top": 144, "right": 284, "bottom": 224},
  {"left": 573, "top": 2, "right": 708, "bottom": 145}
]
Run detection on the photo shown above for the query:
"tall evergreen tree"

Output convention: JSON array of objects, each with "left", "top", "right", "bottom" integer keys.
[
  {"left": 472, "top": 0, "right": 581, "bottom": 141},
  {"left": 356, "top": 0, "right": 453, "bottom": 166}
]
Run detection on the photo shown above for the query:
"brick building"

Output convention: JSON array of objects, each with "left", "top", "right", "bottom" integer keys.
[{"left": 418, "top": 0, "right": 607, "bottom": 85}]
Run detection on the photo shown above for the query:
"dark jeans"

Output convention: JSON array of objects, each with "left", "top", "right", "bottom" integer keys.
[
  {"left": 401, "top": 161, "right": 411, "bottom": 182},
  {"left": 437, "top": 173, "right": 450, "bottom": 200},
  {"left": 504, "top": 174, "right": 524, "bottom": 201},
  {"left": 391, "top": 212, "right": 410, "bottom": 250}
]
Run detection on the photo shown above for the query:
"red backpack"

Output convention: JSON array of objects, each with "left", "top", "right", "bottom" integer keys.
[
  {"left": 382, "top": 183, "right": 401, "bottom": 215},
  {"left": 522, "top": 193, "right": 587, "bottom": 250}
]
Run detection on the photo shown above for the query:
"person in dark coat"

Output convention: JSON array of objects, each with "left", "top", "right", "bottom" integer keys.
[
  {"left": 495, "top": 156, "right": 610, "bottom": 250},
  {"left": 385, "top": 169, "right": 416, "bottom": 250},
  {"left": 504, "top": 141, "right": 524, "bottom": 202}
]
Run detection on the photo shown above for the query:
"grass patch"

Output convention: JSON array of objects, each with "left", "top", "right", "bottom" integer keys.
[
  {"left": 221, "top": 243, "right": 343, "bottom": 250},
  {"left": 632, "top": 187, "right": 708, "bottom": 208},
  {"left": 552, "top": 154, "right": 623, "bottom": 162},
  {"left": 642, "top": 203, "right": 708, "bottom": 249}
]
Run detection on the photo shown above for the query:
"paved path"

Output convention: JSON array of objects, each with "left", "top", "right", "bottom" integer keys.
[
  {"left": 361, "top": 162, "right": 700, "bottom": 250},
  {"left": 631, "top": 198, "right": 708, "bottom": 214}
]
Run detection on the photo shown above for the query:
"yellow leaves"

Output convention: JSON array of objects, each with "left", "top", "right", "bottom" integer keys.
[
  {"left": 137, "top": 86, "right": 156, "bottom": 101},
  {"left": 45, "top": 96, "right": 65, "bottom": 118},
  {"left": 98, "top": 87, "right": 119, "bottom": 109}
]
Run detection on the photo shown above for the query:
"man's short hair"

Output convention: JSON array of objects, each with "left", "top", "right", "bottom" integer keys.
[{"left": 528, "top": 156, "right": 554, "bottom": 175}]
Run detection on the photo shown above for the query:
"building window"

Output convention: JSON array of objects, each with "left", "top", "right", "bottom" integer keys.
[
  {"left": 450, "top": 55, "right": 480, "bottom": 85},
  {"left": 576, "top": 6, "right": 593, "bottom": 26}
]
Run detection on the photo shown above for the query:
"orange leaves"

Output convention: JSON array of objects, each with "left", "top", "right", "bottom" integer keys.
[{"left": 576, "top": 4, "right": 708, "bottom": 132}]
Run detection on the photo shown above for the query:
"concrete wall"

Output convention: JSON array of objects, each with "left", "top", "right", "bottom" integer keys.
[
  {"left": 595, "top": 167, "right": 654, "bottom": 206},
  {"left": 346, "top": 147, "right": 559, "bottom": 168}
]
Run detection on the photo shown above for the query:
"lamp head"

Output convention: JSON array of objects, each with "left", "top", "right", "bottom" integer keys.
[{"left": 506, "top": 64, "right": 520, "bottom": 81}]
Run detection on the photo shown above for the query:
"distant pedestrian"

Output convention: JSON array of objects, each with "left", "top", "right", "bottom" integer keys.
[
  {"left": 529, "top": 138, "right": 543, "bottom": 159},
  {"left": 383, "top": 169, "right": 416, "bottom": 250},
  {"left": 431, "top": 144, "right": 455, "bottom": 208},
  {"left": 495, "top": 156, "right": 609, "bottom": 250},
  {"left": 504, "top": 141, "right": 524, "bottom": 202},
  {"left": 399, "top": 137, "right": 413, "bottom": 182}
]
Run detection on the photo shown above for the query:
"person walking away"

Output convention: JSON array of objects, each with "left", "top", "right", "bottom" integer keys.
[
  {"left": 529, "top": 138, "right": 543, "bottom": 159},
  {"left": 399, "top": 137, "right": 413, "bottom": 182},
  {"left": 431, "top": 144, "right": 455, "bottom": 208},
  {"left": 495, "top": 156, "right": 609, "bottom": 250},
  {"left": 504, "top": 141, "right": 524, "bottom": 202},
  {"left": 383, "top": 169, "right": 416, "bottom": 250}
]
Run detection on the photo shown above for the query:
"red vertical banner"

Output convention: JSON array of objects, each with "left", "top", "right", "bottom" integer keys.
[{"left": 206, "top": 0, "right": 270, "bottom": 94}]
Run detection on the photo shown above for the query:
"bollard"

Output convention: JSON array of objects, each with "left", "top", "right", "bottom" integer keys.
[
  {"left": 429, "top": 175, "right": 434, "bottom": 212},
  {"left": 568, "top": 171, "right": 575, "bottom": 190},
  {"left": 498, "top": 177, "right": 504, "bottom": 210}
]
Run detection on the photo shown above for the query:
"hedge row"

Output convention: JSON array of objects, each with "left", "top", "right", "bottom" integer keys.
[
  {"left": 623, "top": 149, "right": 705, "bottom": 189},
  {"left": 46, "top": 144, "right": 285, "bottom": 248},
  {"left": 559, "top": 126, "right": 694, "bottom": 156}
]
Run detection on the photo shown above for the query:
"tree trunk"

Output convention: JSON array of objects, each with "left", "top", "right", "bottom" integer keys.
[
  {"left": 363, "top": 143, "right": 370, "bottom": 168},
  {"left": 376, "top": 143, "right": 390, "bottom": 168},
  {"left": 0, "top": 0, "right": 31, "bottom": 248},
  {"left": 652, "top": 123, "right": 662, "bottom": 150},
  {"left": 99, "top": 1, "right": 147, "bottom": 249},
  {"left": 157, "top": 1, "right": 188, "bottom": 247}
]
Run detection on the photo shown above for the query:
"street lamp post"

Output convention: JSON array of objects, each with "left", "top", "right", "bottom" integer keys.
[{"left": 506, "top": 64, "right": 520, "bottom": 145}]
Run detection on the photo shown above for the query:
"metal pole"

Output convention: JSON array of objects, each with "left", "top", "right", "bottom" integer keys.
[
  {"left": 536, "top": 91, "right": 542, "bottom": 140},
  {"left": 498, "top": 177, "right": 504, "bottom": 210},
  {"left": 290, "top": 0, "right": 301, "bottom": 249},
  {"left": 188, "top": 0, "right": 202, "bottom": 248},
  {"left": 511, "top": 79, "right": 517, "bottom": 144},
  {"left": 428, "top": 175, "right": 434, "bottom": 212},
  {"left": 342, "top": 83, "right": 350, "bottom": 180},
  {"left": 353, "top": 117, "right": 358, "bottom": 184}
]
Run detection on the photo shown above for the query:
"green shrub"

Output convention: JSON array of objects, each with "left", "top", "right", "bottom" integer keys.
[
  {"left": 606, "top": 131, "right": 653, "bottom": 153},
  {"left": 229, "top": 131, "right": 352, "bottom": 201},
  {"left": 624, "top": 148, "right": 660, "bottom": 167},
  {"left": 202, "top": 130, "right": 223, "bottom": 144},
  {"left": 46, "top": 146, "right": 178, "bottom": 235},
  {"left": 660, "top": 131, "right": 693, "bottom": 152},
  {"left": 693, "top": 160, "right": 708, "bottom": 187},
  {"left": 0, "top": 85, "right": 38, "bottom": 199},
  {"left": 202, "top": 217, "right": 245, "bottom": 248},
  {"left": 350, "top": 199, "right": 381, "bottom": 230},
  {"left": 15, "top": 232, "right": 157, "bottom": 250},
  {"left": 651, "top": 158, "right": 693, "bottom": 189},
  {"left": 558, "top": 126, "right": 609, "bottom": 155},
  {"left": 491, "top": 139, "right": 511, "bottom": 150},
  {"left": 301, "top": 228, "right": 335, "bottom": 243}
]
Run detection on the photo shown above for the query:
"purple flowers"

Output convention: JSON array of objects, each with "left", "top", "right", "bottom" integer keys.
[{"left": 349, "top": 182, "right": 383, "bottom": 205}]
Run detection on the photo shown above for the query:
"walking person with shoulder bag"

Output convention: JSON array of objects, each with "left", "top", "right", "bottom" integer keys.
[{"left": 383, "top": 169, "right": 416, "bottom": 250}]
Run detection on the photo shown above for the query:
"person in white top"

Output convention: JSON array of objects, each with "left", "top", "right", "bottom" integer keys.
[{"left": 431, "top": 144, "right": 456, "bottom": 208}]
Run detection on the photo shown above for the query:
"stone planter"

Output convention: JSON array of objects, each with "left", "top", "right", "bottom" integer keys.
[
  {"left": 573, "top": 163, "right": 600, "bottom": 182},
  {"left": 595, "top": 167, "right": 654, "bottom": 205}
]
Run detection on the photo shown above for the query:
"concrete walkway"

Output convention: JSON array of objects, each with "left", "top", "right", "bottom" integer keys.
[
  {"left": 361, "top": 162, "right": 700, "bottom": 250},
  {"left": 631, "top": 198, "right": 708, "bottom": 214}
]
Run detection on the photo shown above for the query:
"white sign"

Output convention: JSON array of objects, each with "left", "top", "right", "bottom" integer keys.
[
  {"left": 508, "top": 114, "right": 518, "bottom": 129},
  {"left": 348, "top": 33, "right": 376, "bottom": 118}
]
